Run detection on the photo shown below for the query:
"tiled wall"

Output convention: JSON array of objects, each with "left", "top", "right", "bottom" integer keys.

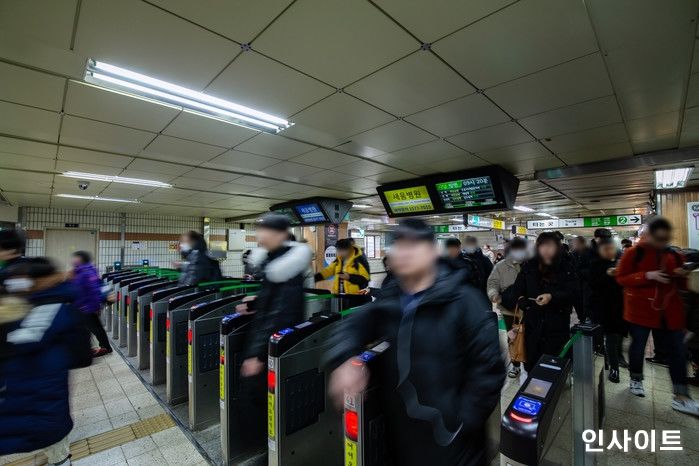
[{"left": 21, "top": 208, "right": 256, "bottom": 275}]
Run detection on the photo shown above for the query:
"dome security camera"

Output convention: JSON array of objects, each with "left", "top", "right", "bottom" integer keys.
[{"left": 78, "top": 181, "right": 90, "bottom": 190}]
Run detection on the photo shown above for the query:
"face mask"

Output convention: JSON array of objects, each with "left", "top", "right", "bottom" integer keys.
[
  {"left": 180, "top": 243, "right": 192, "bottom": 253},
  {"left": 4, "top": 277, "right": 34, "bottom": 293},
  {"left": 510, "top": 250, "right": 528, "bottom": 262},
  {"left": 463, "top": 247, "right": 477, "bottom": 254}
]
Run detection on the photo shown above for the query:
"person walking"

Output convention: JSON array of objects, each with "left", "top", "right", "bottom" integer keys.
[
  {"left": 502, "top": 232, "right": 579, "bottom": 372},
  {"left": 588, "top": 238, "right": 628, "bottom": 382},
  {"left": 615, "top": 217, "right": 699, "bottom": 415},
  {"left": 177, "top": 230, "right": 222, "bottom": 286},
  {"left": 70, "top": 251, "right": 111, "bottom": 357},
  {"left": 487, "top": 237, "right": 529, "bottom": 378},
  {"left": 326, "top": 219, "right": 504, "bottom": 466},
  {"left": 315, "top": 238, "right": 370, "bottom": 300},
  {"left": 462, "top": 236, "right": 493, "bottom": 293}
]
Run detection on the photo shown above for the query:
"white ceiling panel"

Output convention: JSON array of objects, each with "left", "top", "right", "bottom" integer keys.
[
  {"left": 349, "top": 120, "right": 436, "bottom": 154},
  {"left": 234, "top": 175, "right": 279, "bottom": 188},
  {"left": 234, "top": 133, "right": 314, "bottom": 160},
  {"left": 364, "top": 170, "right": 414, "bottom": 184},
  {"left": 0, "top": 152, "right": 55, "bottom": 171},
  {"left": 249, "top": 181, "right": 303, "bottom": 195},
  {"left": 433, "top": 0, "right": 598, "bottom": 88},
  {"left": 162, "top": 111, "right": 258, "bottom": 147},
  {"left": 61, "top": 116, "right": 156, "bottom": 155},
  {"left": 206, "top": 51, "right": 335, "bottom": 118},
  {"left": 477, "top": 141, "right": 551, "bottom": 163},
  {"left": 332, "top": 176, "right": 379, "bottom": 193},
  {"left": 288, "top": 148, "right": 356, "bottom": 169},
  {"left": 125, "top": 159, "right": 192, "bottom": 177},
  {"left": 0, "top": 0, "right": 77, "bottom": 50},
  {"left": 488, "top": 53, "right": 613, "bottom": 118},
  {"left": 544, "top": 123, "right": 629, "bottom": 153},
  {"left": 679, "top": 106, "right": 699, "bottom": 148},
  {"left": 499, "top": 154, "right": 562, "bottom": 176},
  {"left": 185, "top": 168, "right": 241, "bottom": 183},
  {"left": 252, "top": 0, "right": 417, "bottom": 86},
  {"left": 74, "top": 0, "right": 238, "bottom": 89},
  {"left": 558, "top": 142, "right": 633, "bottom": 165},
  {"left": 3, "top": 192, "right": 51, "bottom": 207},
  {"left": 149, "top": 0, "right": 292, "bottom": 43},
  {"left": 0, "top": 61, "right": 65, "bottom": 111},
  {"left": 333, "top": 160, "right": 395, "bottom": 177},
  {"left": 346, "top": 51, "right": 473, "bottom": 116},
  {"left": 116, "top": 169, "right": 179, "bottom": 183},
  {"left": 203, "top": 150, "right": 280, "bottom": 172},
  {"left": 0, "top": 169, "right": 53, "bottom": 193},
  {"left": 447, "top": 122, "right": 532, "bottom": 153},
  {"left": 51, "top": 197, "right": 92, "bottom": 209},
  {"left": 625, "top": 111, "right": 680, "bottom": 144},
  {"left": 54, "top": 160, "right": 122, "bottom": 176},
  {"left": 519, "top": 95, "right": 622, "bottom": 138},
  {"left": 372, "top": 139, "right": 469, "bottom": 166},
  {"left": 0, "top": 136, "right": 56, "bottom": 159},
  {"left": 138, "top": 188, "right": 188, "bottom": 203},
  {"left": 404, "top": 93, "right": 509, "bottom": 137},
  {"left": 284, "top": 93, "right": 394, "bottom": 146},
  {"left": 141, "top": 135, "right": 224, "bottom": 163},
  {"left": 217, "top": 181, "right": 264, "bottom": 194},
  {"left": 296, "top": 170, "right": 357, "bottom": 187},
  {"left": 259, "top": 161, "right": 324, "bottom": 180},
  {"left": 52, "top": 176, "right": 111, "bottom": 193},
  {"left": 631, "top": 134, "right": 678, "bottom": 154},
  {"left": 64, "top": 81, "right": 180, "bottom": 132},
  {"left": 0, "top": 101, "right": 61, "bottom": 142},
  {"left": 57, "top": 147, "right": 133, "bottom": 168},
  {"left": 411, "top": 155, "right": 486, "bottom": 174},
  {"left": 373, "top": 0, "right": 516, "bottom": 43},
  {"left": 685, "top": 73, "right": 699, "bottom": 108}
]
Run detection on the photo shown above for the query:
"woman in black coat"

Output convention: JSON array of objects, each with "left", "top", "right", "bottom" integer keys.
[
  {"left": 588, "top": 237, "right": 628, "bottom": 382},
  {"left": 502, "top": 232, "right": 579, "bottom": 372}
]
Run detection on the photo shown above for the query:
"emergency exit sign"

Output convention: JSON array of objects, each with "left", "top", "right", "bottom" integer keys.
[{"left": 527, "top": 214, "right": 642, "bottom": 230}]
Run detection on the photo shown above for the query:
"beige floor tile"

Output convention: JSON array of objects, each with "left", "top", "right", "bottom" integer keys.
[
  {"left": 127, "top": 449, "right": 167, "bottom": 466},
  {"left": 127, "top": 392, "right": 158, "bottom": 410},
  {"left": 69, "top": 419, "right": 113, "bottom": 442},
  {"left": 104, "top": 398, "right": 135, "bottom": 418},
  {"left": 150, "top": 427, "right": 188, "bottom": 448},
  {"left": 135, "top": 403, "right": 165, "bottom": 420},
  {"left": 120, "top": 436, "right": 158, "bottom": 460},
  {"left": 73, "top": 405, "right": 109, "bottom": 428},
  {"left": 74, "top": 445, "right": 126, "bottom": 466},
  {"left": 159, "top": 442, "right": 205, "bottom": 466},
  {"left": 110, "top": 411, "right": 140, "bottom": 429}
]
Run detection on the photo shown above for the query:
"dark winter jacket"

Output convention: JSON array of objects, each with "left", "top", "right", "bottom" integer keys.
[
  {"left": 325, "top": 265, "right": 505, "bottom": 466},
  {"left": 178, "top": 249, "right": 222, "bottom": 286},
  {"left": 464, "top": 249, "right": 494, "bottom": 293},
  {"left": 571, "top": 248, "right": 593, "bottom": 321},
  {"left": 243, "top": 242, "right": 312, "bottom": 361},
  {"left": 588, "top": 258, "right": 627, "bottom": 335},
  {"left": 0, "top": 256, "right": 28, "bottom": 288},
  {"left": 70, "top": 263, "right": 102, "bottom": 314},
  {"left": 0, "top": 280, "right": 89, "bottom": 455}
]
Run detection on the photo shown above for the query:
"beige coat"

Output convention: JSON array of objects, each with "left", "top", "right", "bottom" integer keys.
[{"left": 486, "top": 257, "right": 521, "bottom": 316}]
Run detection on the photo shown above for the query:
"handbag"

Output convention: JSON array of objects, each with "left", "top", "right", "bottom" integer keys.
[{"left": 508, "top": 303, "right": 526, "bottom": 363}]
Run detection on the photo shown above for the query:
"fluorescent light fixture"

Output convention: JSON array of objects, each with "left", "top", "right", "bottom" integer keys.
[
  {"left": 55, "top": 194, "right": 139, "bottom": 203},
  {"left": 536, "top": 212, "right": 558, "bottom": 219},
  {"left": 84, "top": 60, "right": 292, "bottom": 134},
  {"left": 62, "top": 171, "right": 172, "bottom": 188},
  {"left": 655, "top": 167, "right": 693, "bottom": 189},
  {"left": 352, "top": 204, "right": 371, "bottom": 209},
  {"left": 514, "top": 205, "right": 535, "bottom": 212}
]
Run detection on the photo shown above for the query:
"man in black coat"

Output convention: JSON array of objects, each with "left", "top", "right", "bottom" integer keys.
[
  {"left": 462, "top": 236, "right": 494, "bottom": 293},
  {"left": 326, "top": 219, "right": 504, "bottom": 466}
]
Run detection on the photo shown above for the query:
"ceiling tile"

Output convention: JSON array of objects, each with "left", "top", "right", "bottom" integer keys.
[
  {"left": 54, "top": 160, "right": 122, "bottom": 176},
  {"left": 447, "top": 122, "right": 532, "bottom": 153},
  {"left": 296, "top": 170, "right": 356, "bottom": 186},
  {"left": 252, "top": 0, "right": 417, "bottom": 86},
  {"left": 65, "top": 81, "right": 181, "bottom": 132},
  {"left": 185, "top": 168, "right": 241, "bottom": 182},
  {"left": 139, "top": 188, "right": 187, "bottom": 203},
  {"left": 433, "top": 0, "right": 598, "bottom": 88},
  {"left": 373, "top": 0, "right": 516, "bottom": 43},
  {"left": 558, "top": 142, "right": 633, "bottom": 165},
  {"left": 234, "top": 175, "right": 279, "bottom": 188},
  {"left": 203, "top": 150, "right": 280, "bottom": 172},
  {"left": 0, "top": 61, "right": 65, "bottom": 111},
  {"left": 0, "top": 136, "right": 56, "bottom": 159},
  {"left": 625, "top": 111, "right": 680, "bottom": 143},
  {"left": 544, "top": 123, "right": 629, "bottom": 153},
  {"left": 332, "top": 142, "right": 385, "bottom": 158},
  {"left": 117, "top": 169, "right": 179, "bottom": 183},
  {"left": 346, "top": 51, "right": 474, "bottom": 116},
  {"left": 0, "top": 170, "right": 53, "bottom": 193},
  {"left": 125, "top": 159, "right": 192, "bottom": 176},
  {"left": 74, "top": 0, "right": 238, "bottom": 89},
  {"left": 0, "top": 101, "right": 61, "bottom": 142},
  {"left": 333, "top": 160, "right": 395, "bottom": 177},
  {"left": 410, "top": 155, "right": 486, "bottom": 174},
  {"left": 405, "top": 93, "right": 509, "bottom": 137},
  {"left": 234, "top": 133, "right": 314, "bottom": 160},
  {"left": 372, "top": 140, "right": 468, "bottom": 166},
  {"left": 217, "top": 181, "right": 264, "bottom": 194},
  {"left": 684, "top": 73, "right": 699, "bottom": 108},
  {"left": 148, "top": 0, "right": 292, "bottom": 43},
  {"left": 519, "top": 95, "right": 622, "bottom": 138},
  {"left": 498, "top": 155, "right": 563, "bottom": 176},
  {"left": 487, "top": 53, "right": 613, "bottom": 118},
  {"left": 57, "top": 147, "right": 133, "bottom": 168},
  {"left": 162, "top": 111, "right": 258, "bottom": 148},
  {"left": 259, "top": 161, "right": 324, "bottom": 180},
  {"left": 631, "top": 134, "right": 678, "bottom": 154},
  {"left": 3, "top": 193, "right": 51, "bottom": 207},
  {"left": 284, "top": 93, "right": 394, "bottom": 146},
  {"left": 288, "top": 148, "right": 356, "bottom": 169},
  {"left": 99, "top": 184, "right": 155, "bottom": 197},
  {"left": 477, "top": 141, "right": 550, "bottom": 163},
  {"left": 52, "top": 177, "right": 111, "bottom": 193},
  {"left": 349, "top": 120, "right": 437, "bottom": 154},
  {"left": 679, "top": 106, "right": 699, "bottom": 148},
  {"left": 0, "top": 0, "right": 77, "bottom": 50},
  {"left": 332, "top": 176, "right": 379, "bottom": 193},
  {"left": 61, "top": 116, "right": 155, "bottom": 154},
  {"left": 249, "top": 181, "right": 303, "bottom": 195},
  {"left": 0, "top": 153, "right": 55, "bottom": 171},
  {"left": 206, "top": 51, "right": 335, "bottom": 118},
  {"left": 141, "top": 135, "right": 225, "bottom": 163},
  {"left": 363, "top": 170, "right": 413, "bottom": 183}
]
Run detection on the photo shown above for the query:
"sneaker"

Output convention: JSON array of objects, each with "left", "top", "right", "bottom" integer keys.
[
  {"left": 507, "top": 366, "right": 521, "bottom": 378},
  {"left": 630, "top": 379, "right": 645, "bottom": 397},
  {"left": 645, "top": 357, "right": 669, "bottom": 367},
  {"left": 671, "top": 398, "right": 699, "bottom": 416},
  {"left": 92, "top": 347, "right": 111, "bottom": 358},
  {"left": 618, "top": 356, "right": 629, "bottom": 369},
  {"left": 48, "top": 455, "right": 72, "bottom": 466},
  {"left": 608, "top": 369, "right": 620, "bottom": 383}
]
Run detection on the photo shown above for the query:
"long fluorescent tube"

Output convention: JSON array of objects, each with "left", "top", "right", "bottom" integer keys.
[
  {"left": 514, "top": 205, "right": 535, "bottom": 212},
  {"left": 352, "top": 204, "right": 371, "bottom": 209},
  {"left": 84, "top": 60, "right": 292, "bottom": 133},
  {"left": 62, "top": 171, "right": 172, "bottom": 188},
  {"left": 655, "top": 167, "right": 693, "bottom": 189},
  {"left": 55, "top": 194, "right": 139, "bottom": 203}
]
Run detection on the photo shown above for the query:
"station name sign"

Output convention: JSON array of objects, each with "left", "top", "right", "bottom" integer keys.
[{"left": 527, "top": 214, "right": 642, "bottom": 230}]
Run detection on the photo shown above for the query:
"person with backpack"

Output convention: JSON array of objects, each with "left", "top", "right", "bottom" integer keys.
[
  {"left": 615, "top": 217, "right": 699, "bottom": 415},
  {"left": 177, "top": 230, "right": 222, "bottom": 286},
  {"left": 0, "top": 258, "right": 91, "bottom": 466},
  {"left": 462, "top": 236, "right": 493, "bottom": 293},
  {"left": 69, "top": 251, "right": 111, "bottom": 357}
]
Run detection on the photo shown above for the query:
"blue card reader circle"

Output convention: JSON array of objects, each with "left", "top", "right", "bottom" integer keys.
[{"left": 513, "top": 396, "right": 542, "bottom": 417}]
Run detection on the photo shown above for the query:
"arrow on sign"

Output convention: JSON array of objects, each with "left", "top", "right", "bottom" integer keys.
[{"left": 629, "top": 215, "right": 641, "bottom": 224}]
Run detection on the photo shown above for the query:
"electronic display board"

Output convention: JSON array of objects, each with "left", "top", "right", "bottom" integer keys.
[
  {"left": 383, "top": 186, "right": 434, "bottom": 215},
  {"left": 272, "top": 207, "right": 301, "bottom": 226},
  {"left": 293, "top": 203, "right": 328, "bottom": 224},
  {"left": 435, "top": 176, "right": 497, "bottom": 210}
]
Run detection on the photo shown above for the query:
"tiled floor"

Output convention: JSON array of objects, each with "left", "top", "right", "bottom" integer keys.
[{"left": 0, "top": 352, "right": 207, "bottom": 466}]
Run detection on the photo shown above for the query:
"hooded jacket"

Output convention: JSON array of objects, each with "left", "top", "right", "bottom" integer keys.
[
  {"left": 0, "top": 279, "right": 89, "bottom": 455},
  {"left": 464, "top": 248, "right": 494, "bottom": 292},
  {"left": 325, "top": 265, "right": 504, "bottom": 466},
  {"left": 315, "top": 246, "right": 370, "bottom": 294},
  {"left": 178, "top": 249, "right": 222, "bottom": 286},
  {"left": 243, "top": 241, "right": 312, "bottom": 361},
  {"left": 70, "top": 263, "right": 102, "bottom": 314}
]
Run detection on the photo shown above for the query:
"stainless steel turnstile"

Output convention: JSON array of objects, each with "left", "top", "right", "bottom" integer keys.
[
  {"left": 110, "top": 273, "right": 145, "bottom": 340},
  {"left": 102, "top": 271, "right": 138, "bottom": 330},
  {"left": 134, "top": 281, "right": 178, "bottom": 369},
  {"left": 124, "top": 278, "right": 167, "bottom": 354}
]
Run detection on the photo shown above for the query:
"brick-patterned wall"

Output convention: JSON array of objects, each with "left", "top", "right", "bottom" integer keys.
[{"left": 209, "top": 218, "right": 257, "bottom": 277}]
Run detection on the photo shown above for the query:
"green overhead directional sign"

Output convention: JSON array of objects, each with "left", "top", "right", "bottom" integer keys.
[{"left": 527, "top": 214, "right": 642, "bottom": 230}]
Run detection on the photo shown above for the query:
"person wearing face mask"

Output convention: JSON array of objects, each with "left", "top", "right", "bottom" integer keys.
[
  {"left": 69, "top": 251, "right": 111, "bottom": 357},
  {"left": 0, "top": 258, "right": 91, "bottom": 466},
  {"left": 502, "top": 232, "right": 579, "bottom": 373},
  {"left": 487, "top": 237, "right": 529, "bottom": 378},
  {"left": 177, "top": 230, "right": 222, "bottom": 286},
  {"left": 462, "top": 236, "right": 493, "bottom": 293},
  {"left": 0, "top": 229, "right": 27, "bottom": 287}
]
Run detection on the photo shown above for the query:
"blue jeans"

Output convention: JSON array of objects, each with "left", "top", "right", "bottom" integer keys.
[{"left": 628, "top": 323, "right": 688, "bottom": 396}]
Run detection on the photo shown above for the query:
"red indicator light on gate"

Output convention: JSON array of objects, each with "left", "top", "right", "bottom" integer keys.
[
  {"left": 126, "top": 296, "right": 130, "bottom": 306},
  {"left": 166, "top": 318, "right": 170, "bottom": 330},
  {"left": 187, "top": 329, "right": 192, "bottom": 344},
  {"left": 344, "top": 410, "right": 358, "bottom": 441},
  {"left": 509, "top": 412, "right": 533, "bottom": 423},
  {"left": 267, "top": 370, "right": 276, "bottom": 392},
  {"left": 149, "top": 309, "right": 153, "bottom": 320},
  {"left": 220, "top": 354, "right": 225, "bottom": 365}
]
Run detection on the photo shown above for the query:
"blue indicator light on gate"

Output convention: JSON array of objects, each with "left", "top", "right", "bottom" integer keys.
[
  {"left": 513, "top": 396, "right": 542, "bottom": 417},
  {"left": 278, "top": 328, "right": 294, "bottom": 335},
  {"left": 359, "top": 351, "right": 375, "bottom": 362}
]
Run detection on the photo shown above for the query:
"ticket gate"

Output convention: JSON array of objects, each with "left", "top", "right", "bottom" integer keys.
[
  {"left": 124, "top": 277, "right": 168, "bottom": 354},
  {"left": 134, "top": 281, "right": 179, "bottom": 369},
  {"left": 116, "top": 276, "right": 161, "bottom": 347},
  {"left": 101, "top": 271, "right": 138, "bottom": 329},
  {"left": 111, "top": 273, "right": 146, "bottom": 339},
  {"left": 149, "top": 286, "right": 197, "bottom": 385},
  {"left": 188, "top": 294, "right": 247, "bottom": 430}
]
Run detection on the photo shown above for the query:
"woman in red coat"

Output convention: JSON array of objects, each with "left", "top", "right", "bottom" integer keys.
[{"left": 616, "top": 217, "right": 698, "bottom": 416}]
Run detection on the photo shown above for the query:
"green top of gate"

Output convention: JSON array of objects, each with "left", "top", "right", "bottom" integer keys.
[{"left": 219, "top": 283, "right": 262, "bottom": 293}]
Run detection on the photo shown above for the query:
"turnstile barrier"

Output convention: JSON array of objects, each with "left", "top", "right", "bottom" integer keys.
[
  {"left": 125, "top": 277, "right": 168, "bottom": 355},
  {"left": 110, "top": 273, "right": 147, "bottom": 340},
  {"left": 134, "top": 281, "right": 179, "bottom": 369}
]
